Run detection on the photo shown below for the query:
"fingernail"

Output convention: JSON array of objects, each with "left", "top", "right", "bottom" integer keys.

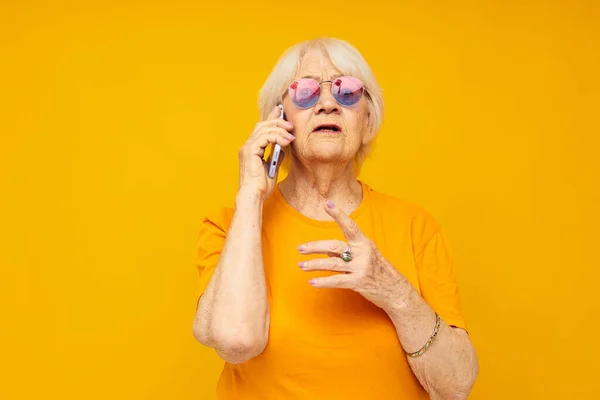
[
  {"left": 297, "top": 245, "right": 305, "bottom": 251},
  {"left": 309, "top": 279, "right": 316, "bottom": 286},
  {"left": 287, "top": 133, "right": 295, "bottom": 140},
  {"left": 298, "top": 262, "right": 305, "bottom": 268},
  {"left": 326, "top": 200, "right": 335, "bottom": 208}
]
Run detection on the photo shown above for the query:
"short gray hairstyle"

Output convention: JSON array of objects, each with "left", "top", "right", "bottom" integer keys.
[{"left": 258, "top": 37, "right": 384, "bottom": 174}]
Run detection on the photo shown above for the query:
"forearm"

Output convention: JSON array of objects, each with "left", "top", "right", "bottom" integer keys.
[
  {"left": 194, "top": 190, "right": 269, "bottom": 362},
  {"left": 383, "top": 276, "right": 478, "bottom": 399}
]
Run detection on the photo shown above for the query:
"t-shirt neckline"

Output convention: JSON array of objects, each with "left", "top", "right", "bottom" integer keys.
[{"left": 273, "top": 180, "right": 371, "bottom": 228}]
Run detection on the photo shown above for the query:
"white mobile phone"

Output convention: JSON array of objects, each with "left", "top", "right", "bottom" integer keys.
[{"left": 268, "top": 104, "right": 286, "bottom": 179}]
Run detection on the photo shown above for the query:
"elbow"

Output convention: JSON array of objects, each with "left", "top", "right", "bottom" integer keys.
[
  {"left": 192, "top": 309, "right": 214, "bottom": 346},
  {"left": 192, "top": 320, "right": 212, "bottom": 347},
  {"left": 433, "top": 382, "right": 476, "bottom": 400},
  {"left": 192, "top": 321, "right": 267, "bottom": 364},
  {"left": 457, "top": 345, "right": 479, "bottom": 398},
  {"left": 214, "top": 333, "right": 268, "bottom": 364},
  {"left": 437, "top": 352, "right": 479, "bottom": 400},
  {"left": 445, "top": 374, "right": 478, "bottom": 400}
]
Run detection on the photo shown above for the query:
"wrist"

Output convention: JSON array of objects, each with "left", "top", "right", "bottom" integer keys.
[
  {"left": 236, "top": 188, "right": 263, "bottom": 209},
  {"left": 379, "top": 275, "right": 414, "bottom": 316}
]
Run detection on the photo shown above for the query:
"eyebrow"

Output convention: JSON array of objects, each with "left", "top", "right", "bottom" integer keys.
[{"left": 300, "top": 73, "right": 343, "bottom": 81}]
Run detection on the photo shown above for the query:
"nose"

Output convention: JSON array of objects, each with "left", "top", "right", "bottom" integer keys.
[{"left": 313, "top": 81, "right": 339, "bottom": 115}]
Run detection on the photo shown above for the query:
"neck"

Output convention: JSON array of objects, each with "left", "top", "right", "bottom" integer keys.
[{"left": 278, "top": 160, "right": 363, "bottom": 221}]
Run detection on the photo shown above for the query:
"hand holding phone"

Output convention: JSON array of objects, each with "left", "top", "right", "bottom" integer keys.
[{"left": 238, "top": 104, "right": 293, "bottom": 201}]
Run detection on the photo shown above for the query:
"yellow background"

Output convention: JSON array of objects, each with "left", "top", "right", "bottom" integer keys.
[{"left": 1, "top": 1, "right": 598, "bottom": 399}]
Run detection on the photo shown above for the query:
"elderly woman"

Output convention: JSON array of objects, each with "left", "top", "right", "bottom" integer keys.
[{"left": 192, "top": 37, "right": 478, "bottom": 399}]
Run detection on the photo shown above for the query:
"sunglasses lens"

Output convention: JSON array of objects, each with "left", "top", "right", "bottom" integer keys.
[
  {"left": 331, "top": 76, "right": 364, "bottom": 106},
  {"left": 289, "top": 79, "right": 321, "bottom": 108}
]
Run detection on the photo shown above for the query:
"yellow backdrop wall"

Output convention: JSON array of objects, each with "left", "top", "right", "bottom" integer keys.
[{"left": 1, "top": 1, "right": 598, "bottom": 399}]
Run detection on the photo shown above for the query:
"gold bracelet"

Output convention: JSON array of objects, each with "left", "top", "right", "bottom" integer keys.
[{"left": 406, "top": 313, "right": 441, "bottom": 358}]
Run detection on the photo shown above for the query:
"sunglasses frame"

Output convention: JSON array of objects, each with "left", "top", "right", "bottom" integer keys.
[{"left": 285, "top": 76, "right": 367, "bottom": 109}]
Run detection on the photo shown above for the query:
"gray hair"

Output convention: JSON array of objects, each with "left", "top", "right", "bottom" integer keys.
[{"left": 258, "top": 37, "right": 384, "bottom": 174}]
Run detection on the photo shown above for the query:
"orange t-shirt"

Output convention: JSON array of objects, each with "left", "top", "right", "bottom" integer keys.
[{"left": 195, "top": 180, "right": 467, "bottom": 400}]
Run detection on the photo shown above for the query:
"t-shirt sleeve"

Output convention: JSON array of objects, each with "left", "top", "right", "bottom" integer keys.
[
  {"left": 415, "top": 226, "right": 468, "bottom": 331},
  {"left": 194, "top": 209, "right": 231, "bottom": 307}
]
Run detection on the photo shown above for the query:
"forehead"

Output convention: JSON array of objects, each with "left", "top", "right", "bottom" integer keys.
[{"left": 296, "top": 49, "right": 342, "bottom": 79}]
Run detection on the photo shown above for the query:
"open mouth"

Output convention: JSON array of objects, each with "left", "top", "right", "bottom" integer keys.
[{"left": 313, "top": 124, "right": 342, "bottom": 133}]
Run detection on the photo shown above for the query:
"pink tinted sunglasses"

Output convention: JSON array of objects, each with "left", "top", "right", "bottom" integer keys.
[{"left": 287, "top": 76, "right": 366, "bottom": 109}]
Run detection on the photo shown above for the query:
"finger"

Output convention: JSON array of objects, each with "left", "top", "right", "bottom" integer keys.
[
  {"left": 254, "top": 119, "right": 294, "bottom": 134},
  {"left": 256, "top": 127, "right": 295, "bottom": 144},
  {"left": 299, "top": 256, "right": 352, "bottom": 273},
  {"left": 267, "top": 105, "right": 281, "bottom": 120},
  {"left": 298, "top": 240, "right": 348, "bottom": 256},
  {"left": 253, "top": 118, "right": 294, "bottom": 137},
  {"left": 324, "top": 200, "right": 365, "bottom": 242},
  {"left": 309, "top": 274, "right": 352, "bottom": 289},
  {"left": 252, "top": 129, "right": 295, "bottom": 154}
]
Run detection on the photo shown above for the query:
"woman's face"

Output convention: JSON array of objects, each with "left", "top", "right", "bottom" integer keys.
[{"left": 282, "top": 49, "right": 371, "bottom": 167}]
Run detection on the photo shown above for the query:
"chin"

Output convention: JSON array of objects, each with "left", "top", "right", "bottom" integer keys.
[{"left": 305, "top": 144, "right": 349, "bottom": 162}]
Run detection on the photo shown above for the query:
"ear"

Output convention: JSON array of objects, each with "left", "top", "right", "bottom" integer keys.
[{"left": 361, "top": 110, "right": 376, "bottom": 145}]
